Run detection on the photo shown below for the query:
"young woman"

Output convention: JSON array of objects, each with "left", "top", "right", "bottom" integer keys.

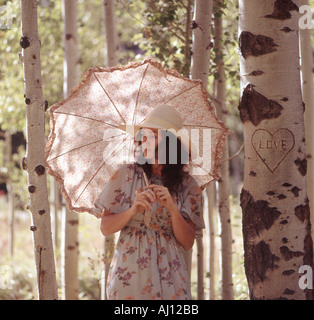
[{"left": 94, "top": 104, "right": 204, "bottom": 300}]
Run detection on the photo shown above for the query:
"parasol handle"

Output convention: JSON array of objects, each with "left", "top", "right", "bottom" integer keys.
[
  {"left": 143, "top": 171, "right": 149, "bottom": 187},
  {"left": 143, "top": 172, "right": 151, "bottom": 226}
]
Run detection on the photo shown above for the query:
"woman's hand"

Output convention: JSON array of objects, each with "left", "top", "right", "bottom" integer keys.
[
  {"left": 145, "top": 185, "right": 175, "bottom": 211},
  {"left": 130, "top": 188, "right": 156, "bottom": 215}
]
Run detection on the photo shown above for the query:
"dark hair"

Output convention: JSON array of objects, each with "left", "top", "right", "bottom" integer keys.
[{"left": 135, "top": 129, "right": 189, "bottom": 194}]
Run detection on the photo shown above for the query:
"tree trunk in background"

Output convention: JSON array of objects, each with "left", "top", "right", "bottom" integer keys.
[
  {"left": 190, "top": 0, "right": 213, "bottom": 300},
  {"left": 101, "top": 0, "right": 119, "bottom": 301},
  {"left": 5, "top": 130, "right": 15, "bottom": 257},
  {"left": 300, "top": 0, "right": 314, "bottom": 258},
  {"left": 103, "top": 0, "right": 119, "bottom": 67},
  {"left": 196, "top": 233, "right": 204, "bottom": 299},
  {"left": 101, "top": 235, "right": 115, "bottom": 300},
  {"left": 20, "top": 0, "right": 58, "bottom": 300},
  {"left": 61, "top": 0, "right": 80, "bottom": 300},
  {"left": 205, "top": 184, "right": 217, "bottom": 300},
  {"left": 213, "top": 0, "right": 234, "bottom": 300},
  {"left": 184, "top": 0, "right": 192, "bottom": 68},
  {"left": 50, "top": 175, "right": 61, "bottom": 250},
  {"left": 239, "top": 0, "right": 314, "bottom": 299},
  {"left": 191, "top": 0, "right": 212, "bottom": 80}
]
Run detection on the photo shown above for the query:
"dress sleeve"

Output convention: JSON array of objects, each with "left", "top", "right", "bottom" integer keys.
[
  {"left": 93, "top": 165, "right": 133, "bottom": 218},
  {"left": 180, "top": 176, "right": 205, "bottom": 237}
]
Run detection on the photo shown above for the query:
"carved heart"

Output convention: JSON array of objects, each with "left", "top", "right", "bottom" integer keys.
[{"left": 251, "top": 129, "right": 295, "bottom": 173}]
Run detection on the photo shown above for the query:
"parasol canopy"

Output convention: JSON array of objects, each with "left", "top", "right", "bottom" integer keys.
[{"left": 45, "top": 57, "right": 229, "bottom": 215}]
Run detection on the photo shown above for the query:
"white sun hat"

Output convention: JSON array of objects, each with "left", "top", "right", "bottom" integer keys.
[
  {"left": 139, "top": 104, "right": 183, "bottom": 132},
  {"left": 119, "top": 104, "right": 194, "bottom": 155}
]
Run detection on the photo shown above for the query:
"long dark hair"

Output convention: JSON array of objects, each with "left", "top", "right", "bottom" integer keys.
[{"left": 135, "top": 129, "right": 189, "bottom": 194}]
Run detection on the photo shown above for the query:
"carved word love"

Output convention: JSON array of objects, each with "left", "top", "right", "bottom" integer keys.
[{"left": 251, "top": 128, "right": 295, "bottom": 173}]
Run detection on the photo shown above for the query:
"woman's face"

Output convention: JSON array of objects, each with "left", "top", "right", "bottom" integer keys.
[{"left": 140, "top": 128, "right": 163, "bottom": 161}]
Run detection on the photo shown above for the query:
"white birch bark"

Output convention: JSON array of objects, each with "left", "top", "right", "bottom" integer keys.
[
  {"left": 213, "top": 0, "right": 234, "bottom": 300},
  {"left": 196, "top": 235, "right": 204, "bottom": 299},
  {"left": 20, "top": 0, "right": 58, "bottom": 300},
  {"left": 103, "top": 0, "right": 119, "bottom": 67},
  {"left": 61, "top": 0, "right": 80, "bottom": 300},
  {"left": 239, "top": 0, "right": 314, "bottom": 299},
  {"left": 190, "top": 0, "right": 213, "bottom": 300},
  {"left": 206, "top": 184, "right": 217, "bottom": 300},
  {"left": 50, "top": 175, "right": 60, "bottom": 249},
  {"left": 300, "top": 0, "right": 314, "bottom": 256},
  {"left": 191, "top": 0, "right": 212, "bottom": 81}
]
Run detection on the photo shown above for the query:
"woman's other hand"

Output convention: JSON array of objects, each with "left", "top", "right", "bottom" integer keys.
[{"left": 130, "top": 188, "right": 156, "bottom": 215}]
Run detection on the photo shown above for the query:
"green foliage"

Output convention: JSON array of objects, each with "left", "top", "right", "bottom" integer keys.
[
  {"left": 119, "top": 0, "right": 193, "bottom": 76},
  {"left": 211, "top": 0, "right": 240, "bottom": 101},
  {"left": 77, "top": 0, "right": 106, "bottom": 72},
  {"left": 0, "top": 1, "right": 24, "bottom": 133},
  {"left": 37, "top": 1, "right": 64, "bottom": 118}
]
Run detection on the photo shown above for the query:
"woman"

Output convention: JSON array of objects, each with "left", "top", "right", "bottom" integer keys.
[{"left": 94, "top": 104, "right": 204, "bottom": 300}]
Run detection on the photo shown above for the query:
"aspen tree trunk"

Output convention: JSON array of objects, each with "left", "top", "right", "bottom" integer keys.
[
  {"left": 184, "top": 0, "right": 192, "bottom": 68},
  {"left": 61, "top": 0, "right": 80, "bottom": 300},
  {"left": 300, "top": 0, "right": 314, "bottom": 255},
  {"left": 196, "top": 236, "right": 204, "bottom": 299},
  {"left": 50, "top": 175, "right": 60, "bottom": 249},
  {"left": 190, "top": 0, "right": 213, "bottom": 300},
  {"left": 213, "top": 0, "right": 234, "bottom": 300},
  {"left": 5, "top": 131, "right": 15, "bottom": 257},
  {"left": 101, "top": 0, "right": 119, "bottom": 300},
  {"left": 20, "top": 0, "right": 58, "bottom": 300},
  {"left": 239, "top": 0, "right": 314, "bottom": 299},
  {"left": 103, "top": 0, "right": 119, "bottom": 67},
  {"left": 206, "top": 184, "right": 217, "bottom": 300}
]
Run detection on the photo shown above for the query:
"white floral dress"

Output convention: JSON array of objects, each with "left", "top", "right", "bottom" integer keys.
[{"left": 94, "top": 164, "right": 204, "bottom": 300}]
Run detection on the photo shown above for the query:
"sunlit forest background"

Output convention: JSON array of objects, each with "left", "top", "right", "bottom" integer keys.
[{"left": 0, "top": 0, "right": 313, "bottom": 300}]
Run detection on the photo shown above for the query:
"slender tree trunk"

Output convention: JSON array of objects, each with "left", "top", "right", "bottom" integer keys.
[
  {"left": 190, "top": 0, "right": 213, "bottom": 300},
  {"left": 239, "top": 0, "right": 314, "bottom": 299},
  {"left": 103, "top": 0, "right": 119, "bottom": 67},
  {"left": 61, "top": 0, "right": 80, "bottom": 300},
  {"left": 20, "top": 0, "right": 58, "bottom": 300},
  {"left": 196, "top": 235, "right": 204, "bottom": 299},
  {"left": 50, "top": 175, "right": 60, "bottom": 250},
  {"left": 101, "top": 235, "right": 115, "bottom": 300},
  {"left": 101, "top": 0, "right": 119, "bottom": 300},
  {"left": 61, "top": 201, "right": 79, "bottom": 300},
  {"left": 213, "top": 0, "right": 234, "bottom": 300},
  {"left": 206, "top": 183, "right": 217, "bottom": 300},
  {"left": 191, "top": 0, "right": 212, "bottom": 81},
  {"left": 184, "top": 0, "right": 192, "bottom": 68},
  {"left": 300, "top": 0, "right": 314, "bottom": 256}
]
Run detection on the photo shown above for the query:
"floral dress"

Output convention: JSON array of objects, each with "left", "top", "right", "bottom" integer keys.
[{"left": 93, "top": 164, "right": 204, "bottom": 300}]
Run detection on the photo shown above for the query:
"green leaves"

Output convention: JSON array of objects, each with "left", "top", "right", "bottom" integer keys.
[{"left": 129, "top": 0, "right": 192, "bottom": 77}]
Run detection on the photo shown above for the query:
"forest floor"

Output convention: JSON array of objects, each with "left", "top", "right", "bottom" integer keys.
[{"left": 0, "top": 194, "right": 248, "bottom": 300}]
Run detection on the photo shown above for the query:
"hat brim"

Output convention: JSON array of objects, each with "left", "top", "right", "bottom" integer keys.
[{"left": 118, "top": 124, "right": 197, "bottom": 156}]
